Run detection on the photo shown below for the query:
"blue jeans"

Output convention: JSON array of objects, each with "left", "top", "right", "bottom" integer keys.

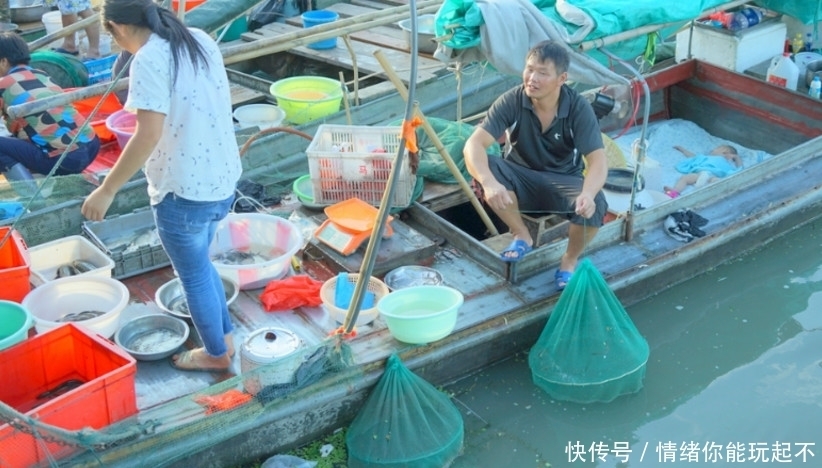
[
  {"left": 0, "top": 135, "right": 100, "bottom": 174},
  {"left": 153, "top": 193, "right": 234, "bottom": 357}
]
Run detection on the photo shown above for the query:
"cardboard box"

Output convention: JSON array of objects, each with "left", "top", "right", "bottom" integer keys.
[
  {"left": 675, "top": 19, "right": 786, "bottom": 72},
  {"left": 0, "top": 323, "right": 137, "bottom": 468}
]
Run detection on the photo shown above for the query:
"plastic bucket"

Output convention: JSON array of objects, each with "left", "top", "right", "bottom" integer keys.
[
  {"left": 0, "top": 300, "right": 32, "bottom": 351},
  {"left": 41, "top": 10, "right": 63, "bottom": 47},
  {"left": 301, "top": 10, "right": 338, "bottom": 50}
]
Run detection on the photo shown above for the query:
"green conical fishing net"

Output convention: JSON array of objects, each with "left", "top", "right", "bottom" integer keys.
[
  {"left": 528, "top": 258, "right": 649, "bottom": 403},
  {"left": 347, "top": 354, "right": 464, "bottom": 468}
]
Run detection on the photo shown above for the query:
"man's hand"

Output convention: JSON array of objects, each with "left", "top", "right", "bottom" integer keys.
[
  {"left": 482, "top": 179, "right": 513, "bottom": 212},
  {"left": 575, "top": 193, "right": 596, "bottom": 219}
]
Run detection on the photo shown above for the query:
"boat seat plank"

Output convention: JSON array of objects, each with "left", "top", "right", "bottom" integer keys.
[
  {"left": 419, "top": 181, "right": 469, "bottom": 212},
  {"left": 242, "top": 22, "right": 441, "bottom": 84},
  {"left": 229, "top": 82, "right": 269, "bottom": 107}
]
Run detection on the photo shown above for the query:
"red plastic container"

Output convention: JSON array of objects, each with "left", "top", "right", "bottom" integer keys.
[
  {"left": 172, "top": 0, "right": 205, "bottom": 11},
  {"left": 0, "top": 227, "right": 30, "bottom": 303},
  {"left": 0, "top": 323, "right": 137, "bottom": 468},
  {"left": 70, "top": 88, "right": 124, "bottom": 143}
]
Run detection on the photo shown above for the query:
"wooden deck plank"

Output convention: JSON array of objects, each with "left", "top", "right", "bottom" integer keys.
[
  {"left": 229, "top": 82, "right": 269, "bottom": 107},
  {"left": 241, "top": 22, "right": 443, "bottom": 84}
]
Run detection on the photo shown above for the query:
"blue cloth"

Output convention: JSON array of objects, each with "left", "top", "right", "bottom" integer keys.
[
  {"left": 0, "top": 202, "right": 24, "bottom": 220},
  {"left": 675, "top": 155, "right": 739, "bottom": 178}
]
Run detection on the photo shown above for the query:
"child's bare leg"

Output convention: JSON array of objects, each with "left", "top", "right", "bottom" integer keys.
[{"left": 664, "top": 174, "right": 699, "bottom": 194}]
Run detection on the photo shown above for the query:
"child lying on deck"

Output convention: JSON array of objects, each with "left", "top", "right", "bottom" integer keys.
[{"left": 664, "top": 144, "right": 742, "bottom": 198}]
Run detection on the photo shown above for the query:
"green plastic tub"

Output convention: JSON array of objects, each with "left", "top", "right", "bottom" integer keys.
[{"left": 377, "top": 285, "right": 463, "bottom": 344}]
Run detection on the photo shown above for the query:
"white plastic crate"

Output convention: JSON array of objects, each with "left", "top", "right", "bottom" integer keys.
[
  {"left": 305, "top": 124, "right": 416, "bottom": 207},
  {"left": 29, "top": 235, "right": 115, "bottom": 286}
]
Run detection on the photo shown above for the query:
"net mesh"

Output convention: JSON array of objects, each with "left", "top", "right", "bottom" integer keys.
[
  {"left": 528, "top": 258, "right": 649, "bottom": 403},
  {"left": 346, "top": 354, "right": 464, "bottom": 468},
  {"left": 0, "top": 336, "right": 356, "bottom": 468}
]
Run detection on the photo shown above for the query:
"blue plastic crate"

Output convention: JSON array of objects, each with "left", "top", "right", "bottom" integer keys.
[{"left": 84, "top": 55, "right": 117, "bottom": 84}]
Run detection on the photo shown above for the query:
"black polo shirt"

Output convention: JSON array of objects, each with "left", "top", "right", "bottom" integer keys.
[{"left": 479, "top": 84, "right": 603, "bottom": 176}]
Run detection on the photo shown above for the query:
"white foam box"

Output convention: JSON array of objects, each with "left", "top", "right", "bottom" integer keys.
[
  {"left": 29, "top": 235, "right": 115, "bottom": 286},
  {"left": 675, "top": 20, "right": 786, "bottom": 73}
]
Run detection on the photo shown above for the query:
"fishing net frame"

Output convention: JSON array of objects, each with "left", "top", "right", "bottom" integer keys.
[{"left": 528, "top": 258, "right": 650, "bottom": 404}]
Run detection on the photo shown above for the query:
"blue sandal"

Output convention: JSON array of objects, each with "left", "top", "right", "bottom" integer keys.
[
  {"left": 500, "top": 239, "right": 532, "bottom": 262},
  {"left": 555, "top": 270, "right": 572, "bottom": 290}
]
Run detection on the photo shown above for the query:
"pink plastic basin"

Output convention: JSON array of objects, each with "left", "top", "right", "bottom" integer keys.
[{"left": 105, "top": 110, "right": 136, "bottom": 150}]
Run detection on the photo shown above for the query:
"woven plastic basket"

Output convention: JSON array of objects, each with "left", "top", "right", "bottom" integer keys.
[{"left": 320, "top": 274, "right": 389, "bottom": 327}]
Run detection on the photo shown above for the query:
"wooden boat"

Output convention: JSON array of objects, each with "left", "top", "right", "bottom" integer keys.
[
  {"left": 1, "top": 56, "right": 813, "bottom": 467},
  {"left": 3, "top": 3, "right": 822, "bottom": 467}
]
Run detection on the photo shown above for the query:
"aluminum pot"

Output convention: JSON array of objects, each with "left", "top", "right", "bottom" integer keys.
[
  {"left": 240, "top": 327, "right": 303, "bottom": 395},
  {"left": 10, "top": 0, "right": 47, "bottom": 24}
]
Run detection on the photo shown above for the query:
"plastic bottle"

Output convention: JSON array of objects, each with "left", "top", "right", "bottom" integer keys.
[
  {"left": 793, "top": 33, "right": 804, "bottom": 54},
  {"left": 766, "top": 52, "right": 800, "bottom": 91},
  {"left": 805, "top": 32, "right": 813, "bottom": 52},
  {"left": 810, "top": 76, "right": 821, "bottom": 99},
  {"left": 727, "top": 7, "right": 763, "bottom": 31}
]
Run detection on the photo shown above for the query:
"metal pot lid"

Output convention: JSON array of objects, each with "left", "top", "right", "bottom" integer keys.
[{"left": 242, "top": 327, "right": 301, "bottom": 361}]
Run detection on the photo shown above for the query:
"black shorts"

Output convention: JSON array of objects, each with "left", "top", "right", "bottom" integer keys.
[{"left": 483, "top": 156, "right": 608, "bottom": 227}]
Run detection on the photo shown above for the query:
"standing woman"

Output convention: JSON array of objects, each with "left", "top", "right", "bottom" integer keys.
[{"left": 81, "top": 0, "right": 243, "bottom": 372}]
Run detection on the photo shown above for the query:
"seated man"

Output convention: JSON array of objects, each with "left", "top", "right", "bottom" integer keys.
[{"left": 463, "top": 40, "right": 608, "bottom": 290}]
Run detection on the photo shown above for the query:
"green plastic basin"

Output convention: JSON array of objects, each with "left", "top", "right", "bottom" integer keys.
[{"left": 377, "top": 285, "right": 463, "bottom": 344}]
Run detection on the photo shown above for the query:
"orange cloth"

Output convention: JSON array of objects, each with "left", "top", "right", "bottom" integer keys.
[
  {"left": 259, "top": 275, "right": 324, "bottom": 311},
  {"left": 193, "top": 389, "right": 253, "bottom": 414},
  {"left": 401, "top": 116, "right": 424, "bottom": 153}
]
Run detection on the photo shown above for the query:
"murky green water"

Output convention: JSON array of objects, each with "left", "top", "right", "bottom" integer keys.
[{"left": 448, "top": 225, "right": 822, "bottom": 467}]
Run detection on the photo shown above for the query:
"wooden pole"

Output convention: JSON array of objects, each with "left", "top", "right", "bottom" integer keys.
[
  {"left": 221, "top": 1, "right": 440, "bottom": 65},
  {"left": 8, "top": 0, "right": 439, "bottom": 118},
  {"left": 339, "top": 71, "right": 352, "bottom": 125},
  {"left": 28, "top": 13, "right": 100, "bottom": 51},
  {"left": 373, "top": 49, "right": 500, "bottom": 237}
]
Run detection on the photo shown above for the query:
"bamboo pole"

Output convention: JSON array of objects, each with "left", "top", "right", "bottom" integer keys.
[
  {"left": 373, "top": 49, "right": 500, "bottom": 237},
  {"left": 221, "top": 1, "right": 440, "bottom": 65},
  {"left": 28, "top": 13, "right": 100, "bottom": 51},
  {"left": 9, "top": 2, "right": 440, "bottom": 118}
]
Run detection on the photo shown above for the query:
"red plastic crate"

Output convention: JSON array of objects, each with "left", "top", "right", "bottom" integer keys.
[
  {"left": 0, "top": 227, "right": 30, "bottom": 303},
  {"left": 0, "top": 323, "right": 137, "bottom": 468}
]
